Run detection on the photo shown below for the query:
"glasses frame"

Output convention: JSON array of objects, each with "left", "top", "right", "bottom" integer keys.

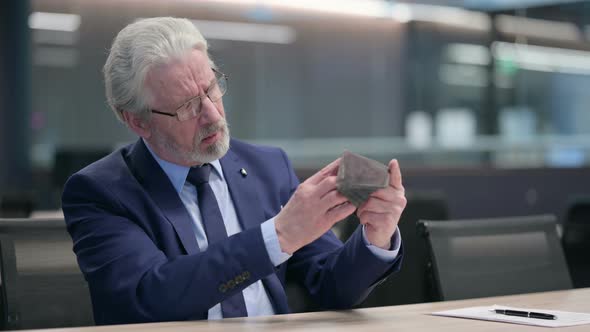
[{"left": 150, "top": 68, "right": 228, "bottom": 122}]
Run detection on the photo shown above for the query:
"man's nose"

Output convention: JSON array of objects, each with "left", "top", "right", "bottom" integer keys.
[{"left": 198, "top": 96, "right": 222, "bottom": 123}]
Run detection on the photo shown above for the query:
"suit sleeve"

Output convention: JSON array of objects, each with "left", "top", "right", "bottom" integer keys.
[{"left": 62, "top": 173, "right": 276, "bottom": 324}]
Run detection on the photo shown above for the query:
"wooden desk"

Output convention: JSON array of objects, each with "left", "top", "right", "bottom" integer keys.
[{"left": 23, "top": 288, "right": 590, "bottom": 332}]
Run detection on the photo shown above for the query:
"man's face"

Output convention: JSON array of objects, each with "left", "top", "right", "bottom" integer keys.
[{"left": 143, "top": 49, "right": 230, "bottom": 166}]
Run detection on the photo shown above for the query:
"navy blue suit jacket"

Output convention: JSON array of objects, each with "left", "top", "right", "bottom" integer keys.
[{"left": 62, "top": 138, "right": 402, "bottom": 325}]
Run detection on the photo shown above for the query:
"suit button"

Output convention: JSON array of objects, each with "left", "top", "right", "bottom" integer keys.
[
  {"left": 227, "top": 280, "right": 236, "bottom": 289},
  {"left": 219, "top": 284, "right": 227, "bottom": 293}
]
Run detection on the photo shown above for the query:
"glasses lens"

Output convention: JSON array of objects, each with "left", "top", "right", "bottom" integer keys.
[
  {"left": 180, "top": 101, "right": 192, "bottom": 113},
  {"left": 177, "top": 98, "right": 200, "bottom": 121},
  {"left": 209, "top": 76, "right": 227, "bottom": 102},
  {"left": 174, "top": 71, "right": 227, "bottom": 122}
]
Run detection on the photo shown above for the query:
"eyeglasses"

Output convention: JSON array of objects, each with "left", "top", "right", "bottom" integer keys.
[{"left": 150, "top": 68, "right": 228, "bottom": 122}]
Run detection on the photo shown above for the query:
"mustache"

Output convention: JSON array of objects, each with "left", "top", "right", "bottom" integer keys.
[{"left": 198, "top": 119, "right": 227, "bottom": 141}]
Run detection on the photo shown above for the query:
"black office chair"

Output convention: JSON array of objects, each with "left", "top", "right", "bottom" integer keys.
[
  {"left": 562, "top": 197, "right": 590, "bottom": 288},
  {"left": 0, "top": 194, "right": 33, "bottom": 218},
  {"left": 0, "top": 218, "right": 94, "bottom": 330},
  {"left": 53, "top": 149, "right": 111, "bottom": 191},
  {"left": 418, "top": 215, "right": 572, "bottom": 301},
  {"left": 359, "top": 191, "right": 449, "bottom": 307},
  {"left": 284, "top": 276, "right": 320, "bottom": 313}
]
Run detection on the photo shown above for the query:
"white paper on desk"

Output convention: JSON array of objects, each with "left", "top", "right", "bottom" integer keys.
[{"left": 431, "top": 305, "right": 590, "bottom": 328}]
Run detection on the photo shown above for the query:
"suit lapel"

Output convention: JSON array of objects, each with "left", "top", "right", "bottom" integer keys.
[
  {"left": 220, "top": 146, "right": 289, "bottom": 313},
  {"left": 130, "top": 140, "right": 288, "bottom": 311},
  {"left": 220, "top": 148, "right": 266, "bottom": 231},
  {"left": 127, "top": 139, "right": 200, "bottom": 255}
]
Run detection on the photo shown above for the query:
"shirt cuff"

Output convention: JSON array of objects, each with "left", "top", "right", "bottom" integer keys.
[
  {"left": 361, "top": 225, "right": 402, "bottom": 262},
  {"left": 261, "top": 218, "right": 292, "bottom": 266}
]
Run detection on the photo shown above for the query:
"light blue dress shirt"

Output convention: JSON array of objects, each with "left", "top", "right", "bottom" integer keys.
[{"left": 143, "top": 141, "right": 401, "bottom": 319}]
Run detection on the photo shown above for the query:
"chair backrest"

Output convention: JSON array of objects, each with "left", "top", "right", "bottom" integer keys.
[
  {"left": 562, "top": 197, "right": 590, "bottom": 288},
  {"left": 53, "top": 149, "right": 110, "bottom": 190},
  {"left": 418, "top": 215, "right": 572, "bottom": 301},
  {"left": 360, "top": 191, "right": 449, "bottom": 307},
  {"left": 0, "top": 195, "right": 33, "bottom": 218},
  {"left": 0, "top": 218, "right": 94, "bottom": 330}
]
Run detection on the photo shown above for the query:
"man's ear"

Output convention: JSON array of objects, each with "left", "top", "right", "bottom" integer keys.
[{"left": 121, "top": 110, "right": 152, "bottom": 139}]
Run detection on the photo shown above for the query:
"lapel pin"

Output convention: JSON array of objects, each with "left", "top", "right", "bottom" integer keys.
[{"left": 240, "top": 168, "right": 248, "bottom": 177}]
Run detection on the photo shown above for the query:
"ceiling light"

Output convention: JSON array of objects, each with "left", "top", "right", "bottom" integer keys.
[{"left": 28, "top": 12, "right": 81, "bottom": 32}]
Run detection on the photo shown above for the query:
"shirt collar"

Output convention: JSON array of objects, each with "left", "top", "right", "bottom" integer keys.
[{"left": 142, "top": 138, "right": 224, "bottom": 194}]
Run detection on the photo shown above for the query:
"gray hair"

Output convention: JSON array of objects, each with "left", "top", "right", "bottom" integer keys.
[{"left": 103, "top": 17, "right": 213, "bottom": 123}]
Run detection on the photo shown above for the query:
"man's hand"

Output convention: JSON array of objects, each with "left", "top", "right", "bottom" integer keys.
[
  {"left": 357, "top": 159, "right": 406, "bottom": 249},
  {"left": 275, "top": 159, "right": 356, "bottom": 254}
]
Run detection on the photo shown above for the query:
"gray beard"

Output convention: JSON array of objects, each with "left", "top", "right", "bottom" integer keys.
[{"left": 154, "top": 119, "right": 230, "bottom": 165}]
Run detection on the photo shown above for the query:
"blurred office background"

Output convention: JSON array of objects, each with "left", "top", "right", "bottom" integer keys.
[
  {"left": 2, "top": 0, "right": 590, "bottom": 324},
  {"left": 2, "top": 0, "right": 590, "bottom": 220}
]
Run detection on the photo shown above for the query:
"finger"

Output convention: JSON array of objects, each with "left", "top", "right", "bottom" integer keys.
[
  {"left": 326, "top": 201, "right": 356, "bottom": 224},
  {"left": 315, "top": 175, "right": 338, "bottom": 197},
  {"left": 320, "top": 189, "right": 349, "bottom": 209},
  {"left": 388, "top": 159, "right": 403, "bottom": 190},
  {"left": 357, "top": 197, "right": 391, "bottom": 215},
  {"left": 366, "top": 186, "right": 396, "bottom": 202},
  {"left": 358, "top": 194, "right": 406, "bottom": 216},
  {"left": 357, "top": 211, "right": 396, "bottom": 227},
  {"left": 305, "top": 158, "right": 341, "bottom": 186},
  {"left": 368, "top": 186, "right": 405, "bottom": 202}
]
